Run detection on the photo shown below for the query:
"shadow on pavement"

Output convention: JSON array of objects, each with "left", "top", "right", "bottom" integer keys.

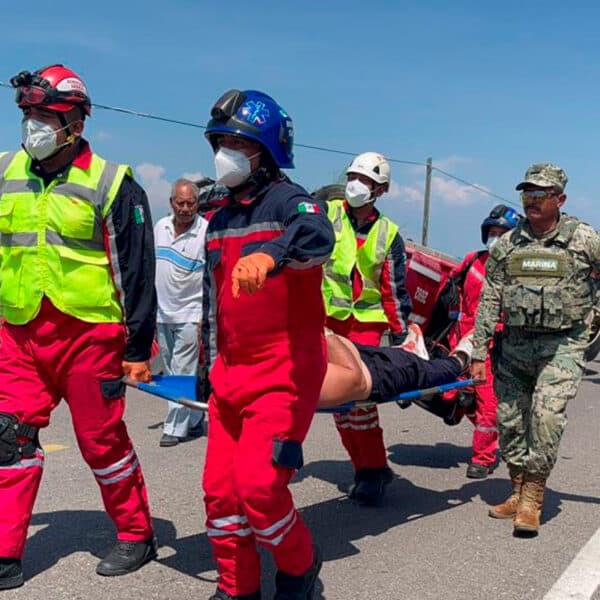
[
  {"left": 26, "top": 510, "right": 322, "bottom": 597},
  {"left": 388, "top": 441, "right": 473, "bottom": 469},
  {"left": 296, "top": 445, "right": 600, "bottom": 560},
  {"left": 26, "top": 455, "right": 600, "bottom": 598},
  {"left": 543, "top": 487, "right": 600, "bottom": 524},
  {"left": 296, "top": 459, "right": 507, "bottom": 562},
  {"left": 27, "top": 511, "right": 213, "bottom": 580}
]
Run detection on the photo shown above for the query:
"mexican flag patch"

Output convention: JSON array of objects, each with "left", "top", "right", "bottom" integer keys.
[
  {"left": 133, "top": 205, "right": 145, "bottom": 224},
  {"left": 297, "top": 202, "right": 320, "bottom": 214}
]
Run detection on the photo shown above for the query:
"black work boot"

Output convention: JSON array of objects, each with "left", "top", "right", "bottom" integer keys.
[
  {"left": 466, "top": 462, "right": 494, "bottom": 479},
  {"left": 457, "top": 391, "right": 476, "bottom": 416},
  {"left": 442, "top": 403, "right": 464, "bottom": 426},
  {"left": 349, "top": 466, "right": 394, "bottom": 506},
  {"left": 0, "top": 558, "right": 24, "bottom": 590},
  {"left": 274, "top": 545, "right": 322, "bottom": 599},
  {"left": 96, "top": 536, "right": 157, "bottom": 576},
  {"left": 208, "top": 589, "right": 261, "bottom": 599}
]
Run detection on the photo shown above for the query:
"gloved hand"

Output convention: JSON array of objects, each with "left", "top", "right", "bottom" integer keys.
[
  {"left": 231, "top": 252, "right": 276, "bottom": 298},
  {"left": 390, "top": 331, "right": 408, "bottom": 346},
  {"left": 122, "top": 360, "right": 152, "bottom": 383}
]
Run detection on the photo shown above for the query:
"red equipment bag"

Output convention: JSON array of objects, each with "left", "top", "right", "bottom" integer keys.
[{"left": 405, "top": 241, "right": 458, "bottom": 331}]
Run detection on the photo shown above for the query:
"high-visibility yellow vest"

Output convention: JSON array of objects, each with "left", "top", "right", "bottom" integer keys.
[
  {"left": 0, "top": 149, "right": 130, "bottom": 324},
  {"left": 323, "top": 199, "right": 398, "bottom": 323}
]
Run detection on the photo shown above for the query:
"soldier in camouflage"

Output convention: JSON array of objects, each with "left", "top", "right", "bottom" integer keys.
[{"left": 470, "top": 163, "right": 600, "bottom": 535}]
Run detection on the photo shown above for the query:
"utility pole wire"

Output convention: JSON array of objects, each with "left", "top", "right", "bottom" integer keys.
[
  {"left": 93, "top": 103, "right": 207, "bottom": 129},
  {"left": 0, "top": 81, "right": 512, "bottom": 204},
  {"left": 432, "top": 165, "right": 517, "bottom": 207}
]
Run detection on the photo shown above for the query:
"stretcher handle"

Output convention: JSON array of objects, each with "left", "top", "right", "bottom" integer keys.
[{"left": 123, "top": 376, "right": 209, "bottom": 411}]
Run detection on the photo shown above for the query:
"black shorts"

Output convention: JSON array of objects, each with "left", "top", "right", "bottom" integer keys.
[{"left": 355, "top": 343, "right": 462, "bottom": 403}]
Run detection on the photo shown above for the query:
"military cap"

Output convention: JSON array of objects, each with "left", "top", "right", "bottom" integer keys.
[{"left": 516, "top": 163, "right": 568, "bottom": 192}]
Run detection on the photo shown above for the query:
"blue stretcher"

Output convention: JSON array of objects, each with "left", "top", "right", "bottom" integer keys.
[{"left": 125, "top": 375, "right": 480, "bottom": 414}]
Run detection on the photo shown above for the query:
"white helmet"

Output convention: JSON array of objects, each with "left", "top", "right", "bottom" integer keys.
[{"left": 346, "top": 152, "right": 391, "bottom": 188}]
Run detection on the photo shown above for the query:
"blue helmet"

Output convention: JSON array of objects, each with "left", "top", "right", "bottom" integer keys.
[
  {"left": 205, "top": 89, "right": 294, "bottom": 169},
  {"left": 481, "top": 204, "right": 520, "bottom": 243}
]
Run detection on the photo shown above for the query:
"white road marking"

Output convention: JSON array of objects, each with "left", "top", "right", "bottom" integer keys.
[{"left": 543, "top": 525, "right": 600, "bottom": 599}]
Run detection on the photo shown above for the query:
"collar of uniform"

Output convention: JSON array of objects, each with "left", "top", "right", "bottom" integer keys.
[
  {"left": 514, "top": 221, "right": 534, "bottom": 244},
  {"left": 521, "top": 212, "right": 571, "bottom": 245},
  {"left": 344, "top": 201, "right": 380, "bottom": 230},
  {"left": 72, "top": 139, "right": 92, "bottom": 169},
  {"left": 235, "top": 178, "right": 280, "bottom": 205},
  {"left": 166, "top": 214, "right": 202, "bottom": 237},
  {"left": 29, "top": 138, "right": 92, "bottom": 179},
  {"left": 552, "top": 213, "right": 578, "bottom": 246}
]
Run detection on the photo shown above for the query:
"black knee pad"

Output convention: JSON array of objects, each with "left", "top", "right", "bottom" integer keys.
[
  {"left": 457, "top": 391, "right": 476, "bottom": 414},
  {"left": 272, "top": 439, "right": 304, "bottom": 470},
  {"left": 0, "top": 412, "right": 38, "bottom": 465}
]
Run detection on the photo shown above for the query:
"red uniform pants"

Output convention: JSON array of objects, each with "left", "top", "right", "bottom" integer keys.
[
  {"left": 327, "top": 317, "right": 388, "bottom": 471},
  {"left": 203, "top": 339, "right": 325, "bottom": 597},
  {"left": 444, "top": 356, "right": 498, "bottom": 467},
  {"left": 468, "top": 356, "right": 498, "bottom": 467},
  {"left": 0, "top": 299, "right": 153, "bottom": 558}
]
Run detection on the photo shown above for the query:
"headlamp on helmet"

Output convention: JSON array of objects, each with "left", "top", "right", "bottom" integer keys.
[
  {"left": 205, "top": 89, "right": 294, "bottom": 169},
  {"left": 11, "top": 64, "right": 91, "bottom": 116}
]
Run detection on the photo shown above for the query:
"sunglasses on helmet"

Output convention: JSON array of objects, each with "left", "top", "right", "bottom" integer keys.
[
  {"left": 14, "top": 85, "right": 88, "bottom": 109},
  {"left": 11, "top": 70, "right": 88, "bottom": 109}
]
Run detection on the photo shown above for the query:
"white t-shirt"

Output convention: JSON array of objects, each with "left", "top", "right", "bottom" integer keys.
[{"left": 154, "top": 214, "right": 208, "bottom": 324}]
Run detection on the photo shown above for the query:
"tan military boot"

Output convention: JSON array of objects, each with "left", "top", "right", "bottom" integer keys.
[
  {"left": 488, "top": 469, "right": 523, "bottom": 519},
  {"left": 513, "top": 474, "right": 546, "bottom": 534}
]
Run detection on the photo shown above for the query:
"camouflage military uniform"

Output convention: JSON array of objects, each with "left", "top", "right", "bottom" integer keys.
[{"left": 472, "top": 214, "right": 600, "bottom": 477}]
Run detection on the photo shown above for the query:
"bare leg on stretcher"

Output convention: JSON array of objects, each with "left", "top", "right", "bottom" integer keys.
[{"left": 319, "top": 328, "right": 472, "bottom": 410}]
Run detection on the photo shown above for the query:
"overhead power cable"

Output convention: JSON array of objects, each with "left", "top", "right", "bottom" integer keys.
[
  {"left": 0, "top": 81, "right": 512, "bottom": 203},
  {"left": 432, "top": 166, "right": 518, "bottom": 207}
]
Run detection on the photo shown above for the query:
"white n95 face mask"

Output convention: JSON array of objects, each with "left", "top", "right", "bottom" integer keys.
[
  {"left": 486, "top": 236, "right": 499, "bottom": 251},
  {"left": 214, "top": 147, "right": 260, "bottom": 188},
  {"left": 21, "top": 118, "right": 71, "bottom": 161},
  {"left": 345, "top": 179, "right": 372, "bottom": 207}
]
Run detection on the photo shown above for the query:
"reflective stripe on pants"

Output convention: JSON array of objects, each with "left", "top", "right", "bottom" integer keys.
[
  {"left": 203, "top": 337, "right": 325, "bottom": 597},
  {"left": 328, "top": 318, "right": 388, "bottom": 470},
  {"left": 0, "top": 298, "right": 153, "bottom": 558}
]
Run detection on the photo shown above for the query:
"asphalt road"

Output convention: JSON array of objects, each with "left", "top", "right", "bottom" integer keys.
[{"left": 3, "top": 361, "right": 600, "bottom": 600}]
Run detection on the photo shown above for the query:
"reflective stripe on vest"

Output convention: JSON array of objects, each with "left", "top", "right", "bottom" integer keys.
[
  {"left": 323, "top": 199, "right": 398, "bottom": 323},
  {"left": 0, "top": 149, "right": 130, "bottom": 324}
]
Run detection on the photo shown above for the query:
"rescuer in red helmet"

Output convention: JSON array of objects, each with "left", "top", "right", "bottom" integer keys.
[{"left": 0, "top": 64, "right": 157, "bottom": 589}]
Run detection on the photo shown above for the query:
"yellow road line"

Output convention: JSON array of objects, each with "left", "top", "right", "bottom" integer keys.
[{"left": 43, "top": 443, "right": 68, "bottom": 453}]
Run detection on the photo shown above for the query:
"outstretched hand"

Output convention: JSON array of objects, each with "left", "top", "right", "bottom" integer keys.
[{"left": 231, "top": 252, "right": 276, "bottom": 298}]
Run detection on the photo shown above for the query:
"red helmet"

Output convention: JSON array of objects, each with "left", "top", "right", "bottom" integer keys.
[{"left": 11, "top": 64, "right": 92, "bottom": 116}]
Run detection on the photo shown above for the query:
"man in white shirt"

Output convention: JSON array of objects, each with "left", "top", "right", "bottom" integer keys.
[{"left": 154, "top": 179, "right": 208, "bottom": 447}]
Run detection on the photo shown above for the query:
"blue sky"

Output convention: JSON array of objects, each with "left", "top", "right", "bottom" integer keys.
[{"left": 1, "top": 2, "right": 599, "bottom": 257}]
